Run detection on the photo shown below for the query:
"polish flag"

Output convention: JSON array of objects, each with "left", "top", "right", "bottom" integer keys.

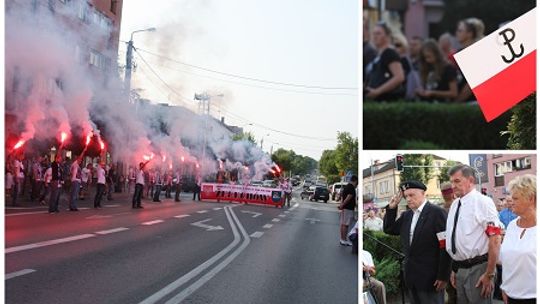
[{"left": 453, "top": 8, "right": 536, "bottom": 122}]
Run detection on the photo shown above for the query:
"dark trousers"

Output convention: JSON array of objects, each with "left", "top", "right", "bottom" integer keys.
[
  {"left": 40, "top": 183, "right": 50, "bottom": 202},
  {"left": 31, "top": 179, "right": 43, "bottom": 201},
  {"left": 174, "top": 183, "right": 181, "bottom": 201},
  {"left": 94, "top": 183, "right": 105, "bottom": 207},
  {"left": 12, "top": 179, "right": 19, "bottom": 206},
  {"left": 508, "top": 299, "right": 536, "bottom": 304},
  {"left": 153, "top": 185, "right": 162, "bottom": 201},
  {"left": 165, "top": 185, "right": 172, "bottom": 198},
  {"left": 48, "top": 181, "right": 61, "bottom": 212},
  {"left": 107, "top": 182, "right": 113, "bottom": 200},
  {"left": 132, "top": 184, "right": 143, "bottom": 207},
  {"left": 193, "top": 188, "right": 200, "bottom": 201}
]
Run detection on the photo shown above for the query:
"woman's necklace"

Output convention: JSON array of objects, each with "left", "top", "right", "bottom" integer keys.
[{"left": 518, "top": 217, "right": 536, "bottom": 239}]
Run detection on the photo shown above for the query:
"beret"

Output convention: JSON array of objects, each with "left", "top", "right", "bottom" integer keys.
[{"left": 399, "top": 180, "right": 427, "bottom": 192}]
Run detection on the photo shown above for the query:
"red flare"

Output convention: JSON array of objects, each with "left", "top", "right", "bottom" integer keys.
[
  {"left": 13, "top": 140, "right": 25, "bottom": 150},
  {"left": 60, "top": 132, "right": 67, "bottom": 144},
  {"left": 85, "top": 132, "right": 93, "bottom": 146},
  {"left": 169, "top": 164, "right": 173, "bottom": 170},
  {"left": 99, "top": 139, "right": 105, "bottom": 150},
  {"left": 196, "top": 163, "right": 200, "bottom": 169},
  {"left": 244, "top": 166, "right": 249, "bottom": 171},
  {"left": 181, "top": 156, "right": 185, "bottom": 162},
  {"left": 162, "top": 155, "right": 167, "bottom": 162},
  {"left": 150, "top": 153, "right": 155, "bottom": 159},
  {"left": 143, "top": 155, "right": 150, "bottom": 161},
  {"left": 275, "top": 165, "right": 281, "bottom": 173},
  {"left": 270, "top": 169, "right": 276, "bottom": 174}
]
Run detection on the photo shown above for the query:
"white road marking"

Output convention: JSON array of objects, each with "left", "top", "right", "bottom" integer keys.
[
  {"left": 6, "top": 234, "right": 96, "bottom": 254},
  {"left": 6, "top": 211, "right": 48, "bottom": 217},
  {"left": 240, "top": 210, "right": 262, "bottom": 218},
  {"left": 85, "top": 215, "right": 113, "bottom": 219},
  {"left": 284, "top": 211, "right": 290, "bottom": 214},
  {"left": 104, "top": 204, "right": 121, "bottom": 207},
  {"left": 250, "top": 231, "right": 264, "bottom": 238},
  {"left": 5, "top": 269, "right": 36, "bottom": 280},
  {"left": 305, "top": 218, "right": 321, "bottom": 224},
  {"left": 95, "top": 227, "right": 130, "bottom": 235},
  {"left": 164, "top": 206, "right": 251, "bottom": 304},
  {"left": 5, "top": 207, "right": 47, "bottom": 210},
  {"left": 174, "top": 215, "right": 190, "bottom": 219},
  {"left": 191, "top": 219, "right": 224, "bottom": 231},
  {"left": 196, "top": 210, "right": 209, "bottom": 214},
  {"left": 139, "top": 207, "right": 241, "bottom": 304},
  {"left": 142, "top": 220, "right": 164, "bottom": 226},
  {"left": 278, "top": 214, "right": 286, "bottom": 218},
  {"left": 79, "top": 207, "right": 91, "bottom": 210},
  {"left": 271, "top": 218, "right": 280, "bottom": 223},
  {"left": 262, "top": 224, "right": 273, "bottom": 229},
  {"left": 213, "top": 207, "right": 222, "bottom": 210}
]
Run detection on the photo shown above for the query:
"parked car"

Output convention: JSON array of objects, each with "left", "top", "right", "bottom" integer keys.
[
  {"left": 330, "top": 182, "right": 347, "bottom": 201},
  {"left": 309, "top": 186, "right": 330, "bottom": 203},
  {"left": 251, "top": 180, "right": 263, "bottom": 187},
  {"left": 263, "top": 180, "right": 276, "bottom": 188},
  {"left": 300, "top": 187, "right": 314, "bottom": 200}
]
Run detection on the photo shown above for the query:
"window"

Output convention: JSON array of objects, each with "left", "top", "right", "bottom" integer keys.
[
  {"left": 495, "top": 161, "right": 512, "bottom": 176},
  {"left": 513, "top": 157, "right": 532, "bottom": 171},
  {"left": 89, "top": 50, "right": 100, "bottom": 67},
  {"left": 494, "top": 175, "right": 505, "bottom": 187},
  {"left": 379, "top": 181, "right": 389, "bottom": 195},
  {"left": 110, "top": 0, "right": 117, "bottom": 14}
]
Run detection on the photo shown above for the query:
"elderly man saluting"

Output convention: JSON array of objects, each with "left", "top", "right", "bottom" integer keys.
[
  {"left": 446, "top": 164, "right": 502, "bottom": 303},
  {"left": 383, "top": 180, "right": 451, "bottom": 304}
]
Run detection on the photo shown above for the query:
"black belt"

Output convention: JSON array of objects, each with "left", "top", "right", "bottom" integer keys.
[{"left": 453, "top": 254, "right": 488, "bottom": 271}]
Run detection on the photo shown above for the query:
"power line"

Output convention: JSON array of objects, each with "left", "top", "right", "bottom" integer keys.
[
  {"left": 139, "top": 56, "right": 357, "bottom": 97},
  {"left": 134, "top": 47, "right": 358, "bottom": 91}
]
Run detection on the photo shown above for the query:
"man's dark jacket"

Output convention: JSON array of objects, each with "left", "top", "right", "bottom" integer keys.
[{"left": 383, "top": 202, "right": 451, "bottom": 291}]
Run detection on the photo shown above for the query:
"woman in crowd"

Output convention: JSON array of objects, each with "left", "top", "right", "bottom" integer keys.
[
  {"left": 364, "top": 21, "right": 405, "bottom": 101},
  {"left": 415, "top": 39, "right": 458, "bottom": 102},
  {"left": 455, "top": 18, "right": 485, "bottom": 102},
  {"left": 500, "top": 174, "right": 536, "bottom": 304}
]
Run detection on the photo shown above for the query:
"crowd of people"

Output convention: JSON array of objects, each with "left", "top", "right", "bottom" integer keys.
[
  {"left": 363, "top": 17, "right": 486, "bottom": 103},
  {"left": 363, "top": 165, "right": 536, "bottom": 304},
  {"left": 5, "top": 152, "right": 200, "bottom": 213}
]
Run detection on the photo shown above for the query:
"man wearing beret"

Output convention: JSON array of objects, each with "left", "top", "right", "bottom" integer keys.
[{"left": 384, "top": 180, "right": 451, "bottom": 304}]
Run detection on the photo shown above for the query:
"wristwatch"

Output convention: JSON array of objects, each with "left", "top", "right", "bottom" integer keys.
[{"left": 486, "top": 273, "right": 496, "bottom": 279}]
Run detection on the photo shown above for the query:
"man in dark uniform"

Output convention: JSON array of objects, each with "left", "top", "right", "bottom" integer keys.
[
  {"left": 48, "top": 154, "right": 64, "bottom": 213},
  {"left": 384, "top": 180, "right": 451, "bottom": 304}
]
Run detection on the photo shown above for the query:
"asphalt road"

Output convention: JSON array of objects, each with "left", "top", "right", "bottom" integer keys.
[{"left": 5, "top": 191, "right": 358, "bottom": 304}]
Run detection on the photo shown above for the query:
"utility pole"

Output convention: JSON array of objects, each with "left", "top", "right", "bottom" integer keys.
[{"left": 124, "top": 28, "right": 156, "bottom": 108}]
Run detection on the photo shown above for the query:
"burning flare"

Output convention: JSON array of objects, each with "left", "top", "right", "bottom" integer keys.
[
  {"left": 60, "top": 132, "right": 67, "bottom": 144},
  {"left": 99, "top": 138, "right": 105, "bottom": 150},
  {"left": 275, "top": 164, "right": 281, "bottom": 173},
  {"left": 13, "top": 140, "right": 25, "bottom": 150},
  {"left": 181, "top": 156, "right": 185, "bottom": 162},
  {"left": 85, "top": 132, "right": 93, "bottom": 146}
]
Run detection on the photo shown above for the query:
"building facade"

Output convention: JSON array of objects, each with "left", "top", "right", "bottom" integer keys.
[{"left": 485, "top": 154, "right": 536, "bottom": 201}]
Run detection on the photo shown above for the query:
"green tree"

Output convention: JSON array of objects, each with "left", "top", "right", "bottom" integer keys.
[
  {"left": 232, "top": 131, "right": 256, "bottom": 144},
  {"left": 334, "top": 132, "right": 358, "bottom": 176},
  {"left": 438, "top": 160, "right": 460, "bottom": 184},
  {"left": 505, "top": 93, "right": 536, "bottom": 149},
  {"left": 271, "top": 148, "right": 296, "bottom": 173},
  {"left": 399, "top": 154, "right": 434, "bottom": 185},
  {"left": 319, "top": 149, "right": 340, "bottom": 183},
  {"left": 292, "top": 155, "right": 318, "bottom": 176}
]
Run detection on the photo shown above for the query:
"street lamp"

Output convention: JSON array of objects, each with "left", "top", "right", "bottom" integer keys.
[
  {"left": 260, "top": 133, "right": 270, "bottom": 149},
  {"left": 125, "top": 27, "right": 156, "bottom": 101}
]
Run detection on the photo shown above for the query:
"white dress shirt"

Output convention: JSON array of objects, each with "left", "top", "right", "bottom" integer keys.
[
  {"left": 364, "top": 216, "right": 383, "bottom": 231},
  {"left": 136, "top": 169, "right": 145, "bottom": 185},
  {"left": 500, "top": 218, "right": 536, "bottom": 299},
  {"left": 445, "top": 189, "right": 501, "bottom": 260},
  {"left": 410, "top": 200, "right": 427, "bottom": 244}
]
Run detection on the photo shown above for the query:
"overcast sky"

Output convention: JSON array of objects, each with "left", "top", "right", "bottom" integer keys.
[
  {"left": 361, "top": 151, "right": 471, "bottom": 170},
  {"left": 119, "top": 0, "right": 358, "bottom": 160}
]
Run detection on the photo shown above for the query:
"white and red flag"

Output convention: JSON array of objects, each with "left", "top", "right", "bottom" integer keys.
[{"left": 453, "top": 8, "right": 536, "bottom": 122}]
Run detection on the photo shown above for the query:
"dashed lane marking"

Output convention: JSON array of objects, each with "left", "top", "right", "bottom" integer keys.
[
  {"left": 262, "top": 224, "right": 273, "bottom": 229},
  {"left": 250, "top": 231, "right": 264, "bottom": 238},
  {"left": 213, "top": 207, "right": 222, "bottom": 210},
  {"left": 174, "top": 215, "right": 190, "bottom": 219},
  {"left": 142, "top": 220, "right": 165, "bottom": 226},
  {"left": 278, "top": 214, "right": 286, "bottom": 218},
  {"left": 271, "top": 218, "right": 280, "bottom": 223},
  {"left": 5, "top": 269, "right": 36, "bottom": 280},
  {"left": 196, "top": 210, "right": 209, "bottom": 214},
  {"left": 95, "top": 227, "right": 130, "bottom": 235},
  {"left": 6, "top": 234, "right": 96, "bottom": 254}
]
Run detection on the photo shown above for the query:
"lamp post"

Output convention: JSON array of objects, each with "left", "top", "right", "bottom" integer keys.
[
  {"left": 260, "top": 133, "right": 270, "bottom": 150},
  {"left": 125, "top": 27, "right": 156, "bottom": 103}
]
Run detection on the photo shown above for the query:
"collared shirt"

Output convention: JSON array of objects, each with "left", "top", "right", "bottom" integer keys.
[
  {"left": 499, "top": 208, "right": 517, "bottom": 228},
  {"left": 445, "top": 189, "right": 501, "bottom": 261},
  {"left": 410, "top": 200, "right": 427, "bottom": 244}
]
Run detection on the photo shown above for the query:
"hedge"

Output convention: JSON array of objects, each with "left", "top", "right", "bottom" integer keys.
[
  {"left": 363, "top": 101, "right": 514, "bottom": 149},
  {"left": 363, "top": 230, "right": 402, "bottom": 296}
]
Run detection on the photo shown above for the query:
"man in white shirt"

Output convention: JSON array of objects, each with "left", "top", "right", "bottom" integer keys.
[
  {"left": 362, "top": 249, "right": 387, "bottom": 304},
  {"left": 132, "top": 160, "right": 151, "bottom": 209},
  {"left": 94, "top": 163, "right": 107, "bottom": 208},
  {"left": 384, "top": 180, "right": 451, "bottom": 304},
  {"left": 445, "top": 165, "right": 502, "bottom": 304},
  {"left": 69, "top": 157, "right": 82, "bottom": 211},
  {"left": 80, "top": 163, "right": 92, "bottom": 200},
  {"left": 364, "top": 209, "right": 384, "bottom": 231}
]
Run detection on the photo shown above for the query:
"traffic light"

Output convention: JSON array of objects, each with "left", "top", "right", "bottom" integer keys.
[{"left": 395, "top": 154, "right": 404, "bottom": 171}]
